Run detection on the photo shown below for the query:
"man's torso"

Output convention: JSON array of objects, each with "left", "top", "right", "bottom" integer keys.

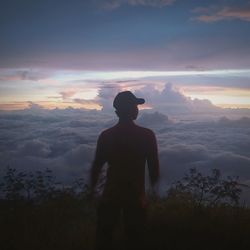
[{"left": 99, "top": 122, "right": 155, "bottom": 205}]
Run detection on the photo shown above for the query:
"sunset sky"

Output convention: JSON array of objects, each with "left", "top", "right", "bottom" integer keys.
[{"left": 0, "top": 0, "right": 250, "bottom": 110}]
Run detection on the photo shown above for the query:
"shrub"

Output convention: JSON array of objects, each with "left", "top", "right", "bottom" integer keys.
[{"left": 168, "top": 168, "right": 243, "bottom": 207}]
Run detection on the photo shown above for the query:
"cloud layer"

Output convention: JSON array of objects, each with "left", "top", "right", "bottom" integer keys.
[{"left": 0, "top": 106, "right": 249, "bottom": 202}]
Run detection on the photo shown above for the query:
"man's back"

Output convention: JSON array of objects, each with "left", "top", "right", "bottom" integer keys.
[{"left": 96, "top": 121, "right": 159, "bottom": 205}]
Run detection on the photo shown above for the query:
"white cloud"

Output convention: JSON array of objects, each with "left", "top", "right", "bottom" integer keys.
[
  {"left": 88, "top": 82, "right": 218, "bottom": 113},
  {"left": 134, "top": 83, "right": 218, "bottom": 113},
  {"left": 96, "top": 84, "right": 121, "bottom": 111},
  {"left": 27, "top": 102, "right": 45, "bottom": 111}
]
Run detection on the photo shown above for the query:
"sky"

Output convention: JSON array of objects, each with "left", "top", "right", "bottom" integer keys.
[{"left": 0, "top": 0, "right": 250, "bottom": 110}]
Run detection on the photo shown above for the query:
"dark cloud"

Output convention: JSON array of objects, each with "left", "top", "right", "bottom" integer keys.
[
  {"left": 211, "top": 152, "right": 250, "bottom": 179},
  {"left": 218, "top": 116, "right": 250, "bottom": 127},
  {"left": 18, "top": 139, "right": 51, "bottom": 158},
  {"left": 138, "top": 112, "right": 172, "bottom": 126},
  {"left": 159, "top": 144, "right": 209, "bottom": 181},
  {"left": 0, "top": 69, "right": 52, "bottom": 81}
]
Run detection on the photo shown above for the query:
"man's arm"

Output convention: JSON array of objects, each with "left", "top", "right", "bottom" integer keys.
[
  {"left": 90, "top": 133, "right": 107, "bottom": 193},
  {"left": 147, "top": 131, "right": 160, "bottom": 186}
]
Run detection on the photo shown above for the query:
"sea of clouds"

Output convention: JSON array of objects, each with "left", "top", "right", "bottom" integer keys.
[{"left": 0, "top": 84, "right": 250, "bottom": 202}]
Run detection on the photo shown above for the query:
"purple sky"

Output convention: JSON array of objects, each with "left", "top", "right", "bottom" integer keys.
[{"left": 0, "top": 0, "right": 250, "bottom": 109}]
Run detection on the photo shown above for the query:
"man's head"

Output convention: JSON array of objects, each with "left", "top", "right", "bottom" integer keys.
[{"left": 113, "top": 91, "right": 145, "bottom": 120}]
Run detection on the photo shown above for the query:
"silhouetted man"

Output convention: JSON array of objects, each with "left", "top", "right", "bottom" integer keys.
[{"left": 90, "top": 91, "right": 160, "bottom": 249}]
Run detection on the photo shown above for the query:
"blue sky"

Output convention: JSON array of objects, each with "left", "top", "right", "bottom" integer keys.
[{"left": 0, "top": 0, "right": 250, "bottom": 109}]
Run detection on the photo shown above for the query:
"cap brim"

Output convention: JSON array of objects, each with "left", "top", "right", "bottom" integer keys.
[{"left": 136, "top": 98, "right": 145, "bottom": 105}]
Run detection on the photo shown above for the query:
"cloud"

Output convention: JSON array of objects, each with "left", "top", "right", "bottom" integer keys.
[
  {"left": 83, "top": 82, "right": 218, "bottom": 114},
  {"left": 0, "top": 102, "right": 250, "bottom": 202},
  {"left": 126, "top": 0, "right": 175, "bottom": 7},
  {"left": 0, "top": 69, "right": 52, "bottom": 81},
  {"left": 218, "top": 116, "right": 250, "bottom": 128},
  {"left": 27, "top": 102, "right": 45, "bottom": 110},
  {"left": 97, "top": 0, "right": 175, "bottom": 10},
  {"left": 60, "top": 90, "right": 77, "bottom": 100},
  {"left": 159, "top": 144, "right": 209, "bottom": 180},
  {"left": 194, "top": 5, "right": 250, "bottom": 22},
  {"left": 138, "top": 111, "right": 172, "bottom": 126},
  {"left": 0, "top": 108, "right": 105, "bottom": 178},
  {"left": 134, "top": 83, "right": 218, "bottom": 114},
  {"left": 211, "top": 152, "right": 250, "bottom": 179},
  {"left": 96, "top": 84, "right": 122, "bottom": 111},
  {"left": 72, "top": 98, "right": 102, "bottom": 110},
  {"left": 97, "top": 0, "right": 122, "bottom": 10},
  {"left": 135, "top": 83, "right": 190, "bottom": 113},
  {"left": 19, "top": 139, "right": 51, "bottom": 158},
  {"left": 64, "top": 144, "right": 94, "bottom": 168}
]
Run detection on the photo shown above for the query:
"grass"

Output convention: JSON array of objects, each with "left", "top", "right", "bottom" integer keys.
[
  {"left": 1, "top": 195, "right": 250, "bottom": 250},
  {"left": 1, "top": 166, "right": 250, "bottom": 250}
]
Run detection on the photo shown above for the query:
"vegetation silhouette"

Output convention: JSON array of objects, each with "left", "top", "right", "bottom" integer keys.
[
  {"left": 1, "top": 166, "right": 250, "bottom": 250},
  {"left": 168, "top": 168, "right": 242, "bottom": 207}
]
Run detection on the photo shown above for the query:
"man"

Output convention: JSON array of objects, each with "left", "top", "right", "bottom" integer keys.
[{"left": 90, "top": 91, "right": 160, "bottom": 249}]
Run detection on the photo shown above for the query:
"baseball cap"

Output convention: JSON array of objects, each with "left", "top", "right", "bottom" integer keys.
[{"left": 113, "top": 91, "right": 145, "bottom": 110}]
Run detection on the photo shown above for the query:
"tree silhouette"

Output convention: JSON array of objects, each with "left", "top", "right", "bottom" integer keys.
[{"left": 168, "top": 168, "right": 243, "bottom": 206}]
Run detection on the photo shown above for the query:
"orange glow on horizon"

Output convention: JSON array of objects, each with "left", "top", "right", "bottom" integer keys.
[
  {"left": 182, "top": 86, "right": 250, "bottom": 108},
  {"left": 217, "top": 103, "right": 250, "bottom": 109},
  {"left": 1, "top": 99, "right": 250, "bottom": 111},
  {"left": 0, "top": 101, "right": 153, "bottom": 111},
  {"left": 0, "top": 101, "right": 102, "bottom": 111}
]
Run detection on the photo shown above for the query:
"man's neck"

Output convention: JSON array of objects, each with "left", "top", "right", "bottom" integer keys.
[{"left": 118, "top": 118, "right": 135, "bottom": 124}]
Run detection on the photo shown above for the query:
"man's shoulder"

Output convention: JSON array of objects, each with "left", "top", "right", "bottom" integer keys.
[
  {"left": 98, "top": 125, "right": 117, "bottom": 137},
  {"left": 134, "top": 124, "right": 155, "bottom": 136},
  {"left": 99, "top": 123, "right": 155, "bottom": 138}
]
